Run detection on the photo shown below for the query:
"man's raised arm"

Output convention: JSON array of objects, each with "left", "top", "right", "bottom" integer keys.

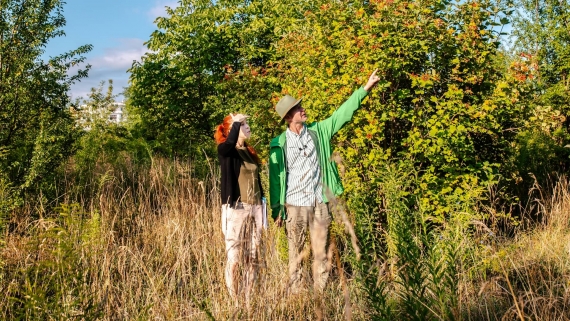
[{"left": 318, "top": 69, "right": 381, "bottom": 139}]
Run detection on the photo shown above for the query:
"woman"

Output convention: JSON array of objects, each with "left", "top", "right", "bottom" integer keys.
[{"left": 215, "top": 113, "right": 264, "bottom": 306}]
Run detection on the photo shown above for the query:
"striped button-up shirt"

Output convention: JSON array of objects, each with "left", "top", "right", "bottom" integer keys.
[{"left": 285, "top": 125, "right": 323, "bottom": 206}]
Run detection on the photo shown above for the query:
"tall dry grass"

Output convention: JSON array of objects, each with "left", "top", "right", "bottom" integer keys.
[
  {"left": 463, "top": 178, "right": 570, "bottom": 321},
  {"left": 0, "top": 157, "right": 365, "bottom": 320},
  {"left": 2, "top": 157, "right": 570, "bottom": 320}
]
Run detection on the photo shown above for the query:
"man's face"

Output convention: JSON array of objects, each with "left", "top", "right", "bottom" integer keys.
[{"left": 286, "top": 104, "right": 307, "bottom": 123}]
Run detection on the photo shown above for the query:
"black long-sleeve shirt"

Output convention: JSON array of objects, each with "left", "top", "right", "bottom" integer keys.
[{"left": 218, "top": 122, "right": 264, "bottom": 207}]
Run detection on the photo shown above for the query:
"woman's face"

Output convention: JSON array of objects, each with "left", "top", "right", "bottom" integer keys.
[{"left": 239, "top": 120, "right": 251, "bottom": 140}]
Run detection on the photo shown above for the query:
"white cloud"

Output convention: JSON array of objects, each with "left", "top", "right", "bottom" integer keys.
[
  {"left": 148, "top": 0, "right": 178, "bottom": 20},
  {"left": 69, "top": 74, "right": 129, "bottom": 102},
  {"left": 68, "top": 38, "right": 150, "bottom": 100},
  {"left": 90, "top": 38, "right": 148, "bottom": 70}
]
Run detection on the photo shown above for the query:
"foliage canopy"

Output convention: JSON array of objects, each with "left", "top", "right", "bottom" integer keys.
[{"left": 0, "top": 0, "right": 91, "bottom": 204}]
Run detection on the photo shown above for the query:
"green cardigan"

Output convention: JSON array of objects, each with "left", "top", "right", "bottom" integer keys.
[{"left": 268, "top": 87, "right": 369, "bottom": 220}]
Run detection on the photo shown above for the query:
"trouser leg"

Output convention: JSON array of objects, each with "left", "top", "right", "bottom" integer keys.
[
  {"left": 309, "top": 202, "right": 331, "bottom": 291},
  {"left": 224, "top": 205, "right": 247, "bottom": 301},
  {"left": 221, "top": 204, "right": 228, "bottom": 237},
  {"left": 243, "top": 204, "right": 263, "bottom": 306},
  {"left": 285, "top": 205, "right": 309, "bottom": 293}
]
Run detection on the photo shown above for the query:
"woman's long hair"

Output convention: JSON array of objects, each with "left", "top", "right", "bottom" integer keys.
[{"left": 215, "top": 114, "right": 261, "bottom": 164}]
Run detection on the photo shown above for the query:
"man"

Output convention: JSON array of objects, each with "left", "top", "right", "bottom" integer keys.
[{"left": 269, "top": 70, "right": 380, "bottom": 292}]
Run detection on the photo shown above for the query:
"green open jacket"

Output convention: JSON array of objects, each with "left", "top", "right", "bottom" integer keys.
[{"left": 269, "top": 87, "right": 369, "bottom": 220}]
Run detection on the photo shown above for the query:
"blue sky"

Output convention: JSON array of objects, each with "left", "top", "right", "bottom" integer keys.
[{"left": 44, "top": 0, "right": 178, "bottom": 101}]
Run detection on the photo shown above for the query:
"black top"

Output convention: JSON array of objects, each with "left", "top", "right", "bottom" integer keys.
[{"left": 218, "top": 121, "right": 264, "bottom": 207}]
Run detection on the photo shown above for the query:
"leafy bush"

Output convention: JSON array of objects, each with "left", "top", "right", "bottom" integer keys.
[
  {"left": 0, "top": 0, "right": 91, "bottom": 201},
  {"left": 123, "top": 0, "right": 570, "bottom": 317}
]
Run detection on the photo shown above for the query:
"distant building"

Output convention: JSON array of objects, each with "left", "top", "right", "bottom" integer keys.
[
  {"left": 108, "top": 102, "right": 126, "bottom": 123},
  {"left": 73, "top": 101, "right": 127, "bottom": 130}
]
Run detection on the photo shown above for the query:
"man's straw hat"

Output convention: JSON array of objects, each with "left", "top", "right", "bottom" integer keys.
[{"left": 275, "top": 95, "right": 302, "bottom": 120}]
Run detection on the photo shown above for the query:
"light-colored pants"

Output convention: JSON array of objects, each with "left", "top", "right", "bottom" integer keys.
[
  {"left": 221, "top": 203, "right": 263, "bottom": 303},
  {"left": 285, "top": 203, "right": 331, "bottom": 292}
]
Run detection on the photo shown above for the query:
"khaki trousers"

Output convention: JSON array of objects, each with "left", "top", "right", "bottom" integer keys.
[
  {"left": 285, "top": 203, "right": 331, "bottom": 292},
  {"left": 221, "top": 203, "right": 263, "bottom": 304}
]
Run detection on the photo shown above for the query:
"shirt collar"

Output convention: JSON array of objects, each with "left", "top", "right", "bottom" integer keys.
[{"left": 286, "top": 124, "right": 306, "bottom": 137}]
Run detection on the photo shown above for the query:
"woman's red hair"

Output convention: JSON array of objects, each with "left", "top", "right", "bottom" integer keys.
[{"left": 215, "top": 114, "right": 261, "bottom": 164}]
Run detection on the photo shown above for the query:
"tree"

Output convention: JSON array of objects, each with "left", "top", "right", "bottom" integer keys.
[
  {"left": 0, "top": 0, "right": 91, "bottom": 207},
  {"left": 127, "top": 0, "right": 324, "bottom": 158},
  {"left": 508, "top": 0, "right": 570, "bottom": 193},
  {"left": 513, "top": 0, "right": 570, "bottom": 97},
  {"left": 275, "top": 0, "right": 520, "bottom": 217}
]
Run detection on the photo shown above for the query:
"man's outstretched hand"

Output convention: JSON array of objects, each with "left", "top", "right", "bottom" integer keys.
[{"left": 363, "top": 69, "right": 381, "bottom": 91}]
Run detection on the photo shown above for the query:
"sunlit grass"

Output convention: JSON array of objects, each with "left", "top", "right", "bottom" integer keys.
[{"left": 1, "top": 158, "right": 569, "bottom": 320}]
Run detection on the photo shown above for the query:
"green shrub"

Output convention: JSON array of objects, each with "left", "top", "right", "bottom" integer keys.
[{"left": 0, "top": 0, "right": 91, "bottom": 211}]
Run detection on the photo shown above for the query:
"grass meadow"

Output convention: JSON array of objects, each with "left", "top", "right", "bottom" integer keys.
[{"left": 1, "top": 157, "right": 569, "bottom": 320}]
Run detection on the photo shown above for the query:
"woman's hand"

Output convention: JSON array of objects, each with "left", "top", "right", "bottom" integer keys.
[{"left": 231, "top": 113, "right": 247, "bottom": 123}]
